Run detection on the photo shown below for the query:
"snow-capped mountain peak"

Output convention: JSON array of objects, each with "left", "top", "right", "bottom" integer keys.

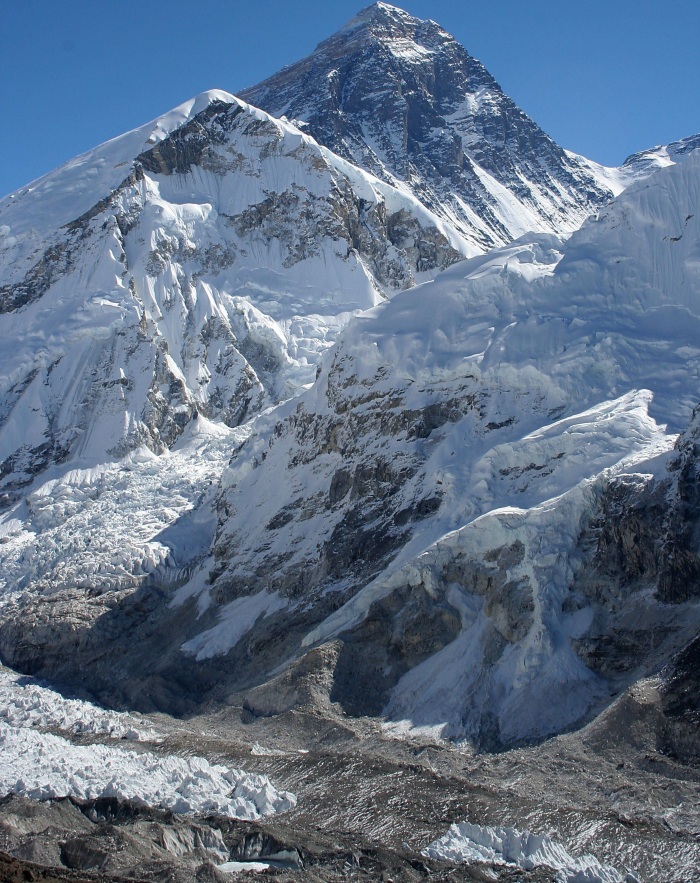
[
  {"left": 328, "top": 1, "right": 446, "bottom": 43},
  {"left": 242, "top": 5, "right": 617, "bottom": 251},
  {"left": 2, "top": 2, "right": 700, "bottom": 731},
  {"left": 0, "top": 86, "right": 469, "bottom": 506}
]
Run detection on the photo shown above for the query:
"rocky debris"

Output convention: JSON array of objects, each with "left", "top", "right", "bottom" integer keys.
[
  {"left": 0, "top": 793, "right": 564, "bottom": 882},
  {"left": 657, "top": 405, "right": 700, "bottom": 603},
  {"left": 7, "top": 670, "right": 699, "bottom": 881},
  {"left": 657, "top": 635, "right": 700, "bottom": 761}
]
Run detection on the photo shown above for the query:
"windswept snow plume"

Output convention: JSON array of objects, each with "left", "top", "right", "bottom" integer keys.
[{"left": 423, "top": 822, "right": 635, "bottom": 883}]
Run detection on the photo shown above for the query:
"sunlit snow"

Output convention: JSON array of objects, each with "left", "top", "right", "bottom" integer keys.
[
  {"left": 0, "top": 723, "right": 295, "bottom": 818},
  {"left": 0, "top": 659, "right": 296, "bottom": 818},
  {"left": 424, "top": 821, "right": 636, "bottom": 882}
]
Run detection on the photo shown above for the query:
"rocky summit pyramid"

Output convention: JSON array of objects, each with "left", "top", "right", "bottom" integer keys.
[{"left": 242, "top": 2, "right": 616, "bottom": 251}]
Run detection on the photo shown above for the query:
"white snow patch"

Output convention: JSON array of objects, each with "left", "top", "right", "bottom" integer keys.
[
  {"left": 0, "top": 666, "right": 157, "bottom": 741},
  {"left": 182, "top": 590, "right": 289, "bottom": 661},
  {"left": 423, "top": 822, "right": 636, "bottom": 882},
  {"left": 0, "top": 723, "right": 296, "bottom": 818}
]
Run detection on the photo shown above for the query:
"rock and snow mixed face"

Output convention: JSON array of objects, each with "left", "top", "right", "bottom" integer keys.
[
  {"left": 242, "top": 2, "right": 622, "bottom": 251},
  {"left": 0, "top": 88, "right": 467, "bottom": 508},
  {"left": 173, "top": 155, "right": 700, "bottom": 745},
  {"left": 1, "top": 2, "right": 700, "bottom": 758}
]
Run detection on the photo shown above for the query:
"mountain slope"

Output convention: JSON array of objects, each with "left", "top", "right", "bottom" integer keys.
[
  {"left": 3, "top": 155, "right": 700, "bottom": 747},
  {"left": 188, "top": 155, "right": 700, "bottom": 745},
  {"left": 0, "top": 90, "right": 468, "bottom": 507},
  {"left": 242, "top": 2, "right": 618, "bottom": 251}
]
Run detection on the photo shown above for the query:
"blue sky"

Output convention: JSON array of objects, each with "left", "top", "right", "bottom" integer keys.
[{"left": 1, "top": 0, "right": 698, "bottom": 198}]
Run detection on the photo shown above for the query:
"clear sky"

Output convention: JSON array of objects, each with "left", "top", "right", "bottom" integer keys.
[{"left": 1, "top": 0, "right": 698, "bottom": 199}]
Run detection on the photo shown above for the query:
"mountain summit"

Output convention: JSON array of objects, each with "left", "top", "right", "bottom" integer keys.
[{"left": 242, "top": 3, "right": 615, "bottom": 250}]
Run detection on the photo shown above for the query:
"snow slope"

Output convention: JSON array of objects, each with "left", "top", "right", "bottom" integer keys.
[
  {"left": 180, "top": 154, "right": 700, "bottom": 744},
  {"left": 0, "top": 88, "right": 468, "bottom": 508}
]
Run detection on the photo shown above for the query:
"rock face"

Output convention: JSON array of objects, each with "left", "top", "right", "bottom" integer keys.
[
  {"left": 158, "top": 156, "right": 700, "bottom": 749},
  {"left": 242, "top": 2, "right": 616, "bottom": 251}
]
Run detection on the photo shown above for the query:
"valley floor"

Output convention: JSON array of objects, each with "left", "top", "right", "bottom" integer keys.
[{"left": 1, "top": 674, "right": 697, "bottom": 882}]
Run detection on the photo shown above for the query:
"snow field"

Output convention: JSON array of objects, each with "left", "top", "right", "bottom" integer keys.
[
  {"left": 0, "top": 661, "right": 296, "bottom": 820},
  {"left": 0, "top": 666, "right": 156, "bottom": 740}
]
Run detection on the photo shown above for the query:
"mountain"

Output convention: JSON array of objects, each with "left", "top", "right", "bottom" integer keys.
[
  {"left": 619, "top": 132, "right": 700, "bottom": 180},
  {"left": 178, "top": 153, "right": 700, "bottom": 747},
  {"left": 2, "top": 3, "right": 695, "bottom": 514},
  {"left": 0, "top": 89, "right": 467, "bottom": 508},
  {"left": 0, "top": 0, "right": 699, "bottom": 741},
  {"left": 2, "top": 5, "right": 700, "bottom": 880},
  {"left": 3, "top": 153, "right": 700, "bottom": 754},
  {"left": 242, "top": 2, "right": 620, "bottom": 251}
]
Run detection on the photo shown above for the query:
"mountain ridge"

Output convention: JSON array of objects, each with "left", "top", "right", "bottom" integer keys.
[
  {"left": 0, "top": 87, "right": 471, "bottom": 507},
  {"left": 0, "top": 0, "right": 699, "bottom": 764},
  {"left": 1, "top": 7, "right": 700, "bottom": 879}
]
